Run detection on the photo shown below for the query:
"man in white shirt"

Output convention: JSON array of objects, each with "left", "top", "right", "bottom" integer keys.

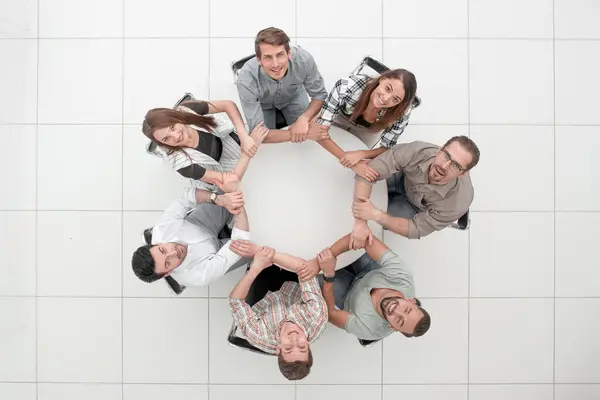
[{"left": 131, "top": 186, "right": 250, "bottom": 287}]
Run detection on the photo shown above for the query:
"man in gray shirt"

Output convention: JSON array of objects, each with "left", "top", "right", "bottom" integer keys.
[
  {"left": 236, "top": 27, "right": 329, "bottom": 143},
  {"left": 315, "top": 234, "right": 431, "bottom": 340},
  {"left": 350, "top": 136, "right": 480, "bottom": 246}
]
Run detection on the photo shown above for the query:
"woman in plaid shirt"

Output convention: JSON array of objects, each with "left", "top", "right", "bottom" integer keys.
[{"left": 308, "top": 70, "right": 418, "bottom": 182}]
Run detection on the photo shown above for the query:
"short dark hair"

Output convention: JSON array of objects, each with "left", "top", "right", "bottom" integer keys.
[
  {"left": 403, "top": 306, "right": 431, "bottom": 338},
  {"left": 131, "top": 244, "right": 164, "bottom": 283},
  {"left": 443, "top": 135, "right": 480, "bottom": 170},
  {"left": 277, "top": 348, "right": 313, "bottom": 380},
  {"left": 255, "top": 27, "right": 290, "bottom": 57}
]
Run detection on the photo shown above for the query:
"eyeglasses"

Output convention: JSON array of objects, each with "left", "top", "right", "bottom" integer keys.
[{"left": 441, "top": 149, "right": 465, "bottom": 172}]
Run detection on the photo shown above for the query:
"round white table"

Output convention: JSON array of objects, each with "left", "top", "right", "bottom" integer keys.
[{"left": 243, "top": 125, "right": 388, "bottom": 271}]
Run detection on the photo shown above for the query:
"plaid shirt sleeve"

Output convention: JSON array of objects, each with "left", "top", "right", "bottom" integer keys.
[
  {"left": 297, "top": 278, "right": 328, "bottom": 341},
  {"left": 379, "top": 106, "right": 413, "bottom": 148},
  {"left": 228, "top": 297, "right": 277, "bottom": 353},
  {"left": 315, "top": 78, "right": 347, "bottom": 127}
]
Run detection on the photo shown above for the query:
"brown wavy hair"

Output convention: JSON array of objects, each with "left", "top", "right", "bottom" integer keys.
[
  {"left": 142, "top": 106, "right": 217, "bottom": 154},
  {"left": 350, "top": 69, "right": 417, "bottom": 131}
]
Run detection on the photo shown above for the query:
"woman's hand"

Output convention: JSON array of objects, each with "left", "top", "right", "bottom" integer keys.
[
  {"left": 307, "top": 121, "right": 330, "bottom": 141},
  {"left": 214, "top": 172, "right": 240, "bottom": 193},
  {"left": 351, "top": 161, "right": 380, "bottom": 182},
  {"left": 250, "top": 122, "right": 270, "bottom": 148},
  {"left": 340, "top": 150, "right": 366, "bottom": 168},
  {"left": 240, "top": 134, "right": 257, "bottom": 158}
]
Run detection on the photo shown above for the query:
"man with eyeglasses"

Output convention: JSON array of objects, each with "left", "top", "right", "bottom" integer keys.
[{"left": 349, "top": 136, "right": 480, "bottom": 245}]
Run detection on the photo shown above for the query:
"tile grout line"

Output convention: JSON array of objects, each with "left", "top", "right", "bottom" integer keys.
[
  {"left": 121, "top": 0, "right": 125, "bottom": 395},
  {"left": 381, "top": 2, "right": 385, "bottom": 395},
  {"left": 552, "top": 0, "right": 556, "bottom": 398},
  {"left": 35, "top": 0, "right": 40, "bottom": 397},
  {"left": 207, "top": 1, "right": 212, "bottom": 396},
  {"left": 9, "top": 36, "right": 600, "bottom": 40},
  {"left": 466, "top": 0, "right": 471, "bottom": 397}
]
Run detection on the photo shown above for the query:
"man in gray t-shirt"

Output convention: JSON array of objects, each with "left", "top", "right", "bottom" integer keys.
[
  {"left": 236, "top": 27, "right": 328, "bottom": 143},
  {"left": 315, "top": 234, "right": 431, "bottom": 341}
]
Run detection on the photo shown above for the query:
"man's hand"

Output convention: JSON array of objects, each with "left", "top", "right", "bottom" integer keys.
[
  {"left": 296, "top": 258, "right": 319, "bottom": 282},
  {"left": 351, "top": 161, "right": 379, "bottom": 182},
  {"left": 340, "top": 150, "right": 365, "bottom": 168},
  {"left": 250, "top": 121, "right": 270, "bottom": 147},
  {"left": 352, "top": 197, "right": 383, "bottom": 221},
  {"left": 240, "top": 134, "right": 257, "bottom": 158},
  {"left": 349, "top": 220, "right": 373, "bottom": 250},
  {"left": 215, "top": 191, "right": 244, "bottom": 214},
  {"left": 230, "top": 239, "right": 259, "bottom": 258},
  {"left": 214, "top": 171, "right": 240, "bottom": 193},
  {"left": 249, "top": 246, "right": 275, "bottom": 271},
  {"left": 317, "top": 248, "right": 336, "bottom": 277},
  {"left": 289, "top": 116, "right": 309, "bottom": 143},
  {"left": 307, "top": 120, "right": 330, "bottom": 141}
]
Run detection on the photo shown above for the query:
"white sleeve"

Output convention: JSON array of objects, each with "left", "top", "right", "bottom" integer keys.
[
  {"left": 152, "top": 188, "right": 197, "bottom": 242},
  {"left": 176, "top": 228, "right": 251, "bottom": 287}
]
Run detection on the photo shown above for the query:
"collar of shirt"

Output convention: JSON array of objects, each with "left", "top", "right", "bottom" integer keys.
[
  {"left": 417, "top": 156, "right": 457, "bottom": 197},
  {"left": 279, "top": 311, "right": 309, "bottom": 337}
]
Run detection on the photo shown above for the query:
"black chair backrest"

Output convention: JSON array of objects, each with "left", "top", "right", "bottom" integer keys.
[{"left": 232, "top": 54, "right": 255, "bottom": 73}]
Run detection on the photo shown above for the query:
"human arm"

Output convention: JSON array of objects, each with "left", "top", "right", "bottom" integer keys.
[
  {"left": 289, "top": 99, "right": 324, "bottom": 143},
  {"left": 228, "top": 247, "right": 278, "bottom": 353},
  {"left": 229, "top": 246, "right": 274, "bottom": 300},
  {"left": 203, "top": 100, "right": 257, "bottom": 157},
  {"left": 176, "top": 208, "right": 250, "bottom": 287}
]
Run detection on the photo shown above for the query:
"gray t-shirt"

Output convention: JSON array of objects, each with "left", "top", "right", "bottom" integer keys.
[
  {"left": 344, "top": 250, "right": 415, "bottom": 340},
  {"left": 236, "top": 45, "right": 328, "bottom": 130}
]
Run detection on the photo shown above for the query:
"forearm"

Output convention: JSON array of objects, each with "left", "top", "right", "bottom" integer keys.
[
  {"left": 262, "top": 129, "right": 293, "bottom": 143},
  {"left": 229, "top": 267, "right": 261, "bottom": 299},
  {"left": 225, "top": 101, "right": 249, "bottom": 138},
  {"left": 321, "top": 282, "right": 336, "bottom": 314},
  {"left": 354, "top": 180, "right": 374, "bottom": 200},
  {"left": 318, "top": 138, "right": 345, "bottom": 160},
  {"left": 273, "top": 252, "right": 305, "bottom": 272},
  {"left": 232, "top": 153, "right": 251, "bottom": 180},
  {"left": 375, "top": 212, "right": 410, "bottom": 237},
  {"left": 193, "top": 188, "right": 218, "bottom": 204},
  {"left": 329, "top": 234, "right": 352, "bottom": 257},
  {"left": 300, "top": 99, "right": 324, "bottom": 120},
  {"left": 362, "top": 147, "right": 387, "bottom": 159},
  {"left": 233, "top": 207, "right": 250, "bottom": 232},
  {"left": 201, "top": 170, "right": 223, "bottom": 186}
]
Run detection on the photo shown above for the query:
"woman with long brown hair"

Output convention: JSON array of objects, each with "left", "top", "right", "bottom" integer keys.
[
  {"left": 308, "top": 69, "right": 418, "bottom": 182},
  {"left": 142, "top": 99, "right": 269, "bottom": 193}
]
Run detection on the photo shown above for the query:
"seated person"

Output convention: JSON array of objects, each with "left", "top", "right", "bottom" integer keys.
[
  {"left": 131, "top": 176, "right": 249, "bottom": 287},
  {"left": 236, "top": 27, "right": 329, "bottom": 143},
  {"left": 228, "top": 245, "right": 327, "bottom": 381},
  {"left": 142, "top": 98, "right": 269, "bottom": 191},
  {"left": 350, "top": 136, "right": 480, "bottom": 244},
  {"left": 316, "top": 234, "right": 431, "bottom": 340},
  {"left": 308, "top": 69, "right": 418, "bottom": 181}
]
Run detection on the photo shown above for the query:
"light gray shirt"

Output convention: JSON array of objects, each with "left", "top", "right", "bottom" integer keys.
[
  {"left": 151, "top": 188, "right": 250, "bottom": 287},
  {"left": 344, "top": 250, "right": 415, "bottom": 340},
  {"left": 236, "top": 45, "right": 328, "bottom": 130}
]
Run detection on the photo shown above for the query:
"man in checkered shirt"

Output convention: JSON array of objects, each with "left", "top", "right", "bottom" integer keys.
[{"left": 228, "top": 245, "right": 327, "bottom": 381}]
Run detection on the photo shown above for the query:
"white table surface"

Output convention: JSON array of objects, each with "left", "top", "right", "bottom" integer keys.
[{"left": 243, "top": 125, "right": 388, "bottom": 271}]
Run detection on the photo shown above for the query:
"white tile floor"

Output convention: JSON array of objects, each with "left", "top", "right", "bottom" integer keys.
[{"left": 1, "top": 0, "right": 599, "bottom": 399}]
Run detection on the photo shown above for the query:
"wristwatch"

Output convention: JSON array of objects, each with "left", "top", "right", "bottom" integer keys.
[
  {"left": 210, "top": 193, "right": 218, "bottom": 205},
  {"left": 323, "top": 274, "right": 335, "bottom": 283}
]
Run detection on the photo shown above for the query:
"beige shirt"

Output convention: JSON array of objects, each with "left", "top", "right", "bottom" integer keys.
[{"left": 356, "top": 141, "right": 474, "bottom": 239}]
